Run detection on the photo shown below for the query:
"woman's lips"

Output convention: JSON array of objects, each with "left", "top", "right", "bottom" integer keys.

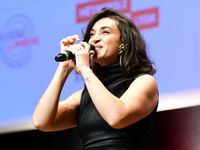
[{"left": 94, "top": 45, "right": 102, "bottom": 50}]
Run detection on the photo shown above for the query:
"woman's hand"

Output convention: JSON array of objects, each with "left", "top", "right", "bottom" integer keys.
[
  {"left": 59, "top": 35, "right": 95, "bottom": 75},
  {"left": 59, "top": 35, "right": 81, "bottom": 71},
  {"left": 72, "top": 42, "right": 95, "bottom": 75}
]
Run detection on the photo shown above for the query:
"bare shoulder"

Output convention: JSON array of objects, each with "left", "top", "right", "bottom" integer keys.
[
  {"left": 134, "top": 74, "right": 158, "bottom": 96},
  {"left": 130, "top": 74, "right": 158, "bottom": 104},
  {"left": 59, "top": 89, "right": 83, "bottom": 106},
  {"left": 132, "top": 74, "right": 158, "bottom": 90},
  {"left": 58, "top": 89, "right": 84, "bottom": 119},
  {"left": 123, "top": 74, "right": 158, "bottom": 105},
  {"left": 68, "top": 89, "right": 84, "bottom": 104},
  {"left": 119, "top": 74, "right": 158, "bottom": 127}
]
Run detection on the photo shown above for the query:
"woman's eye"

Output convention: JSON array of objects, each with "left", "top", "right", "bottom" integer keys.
[
  {"left": 103, "top": 30, "right": 109, "bottom": 34},
  {"left": 90, "top": 33, "right": 94, "bottom": 37}
]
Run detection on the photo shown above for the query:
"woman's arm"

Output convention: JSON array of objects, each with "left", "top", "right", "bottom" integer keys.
[
  {"left": 72, "top": 42, "right": 158, "bottom": 129},
  {"left": 32, "top": 64, "right": 82, "bottom": 132},
  {"left": 32, "top": 35, "right": 83, "bottom": 132},
  {"left": 81, "top": 68, "right": 158, "bottom": 129}
]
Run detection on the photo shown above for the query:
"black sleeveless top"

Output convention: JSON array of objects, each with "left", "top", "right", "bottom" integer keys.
[{"left": 77, "top": 64, "right": 157, "bottom": 150}]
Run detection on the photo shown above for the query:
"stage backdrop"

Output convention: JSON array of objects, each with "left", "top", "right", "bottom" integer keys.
[{"left": 0, "top": 0, "right": 200, "bottom": 133}]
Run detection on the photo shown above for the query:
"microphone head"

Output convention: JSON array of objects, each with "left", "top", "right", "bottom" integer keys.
[{"left": 90, "top": 44, "right": 95, "bottom": 51}]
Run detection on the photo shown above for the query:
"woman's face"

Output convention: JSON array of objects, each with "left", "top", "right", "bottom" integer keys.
[{"left": 89, "top": 17, "right": 122, "bottom": 66}]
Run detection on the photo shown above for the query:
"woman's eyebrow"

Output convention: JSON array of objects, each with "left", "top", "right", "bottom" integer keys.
[{"left": 91, "top": 26, "right": 112, "bottom": 32}]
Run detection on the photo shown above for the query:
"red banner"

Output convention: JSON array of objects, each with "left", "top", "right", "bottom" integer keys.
[
  {"left": 132, "top": 7, "right": 159, "bottom": 30},
  {"left": 76, "top": 0, "right": 131, "bottom": 23}
]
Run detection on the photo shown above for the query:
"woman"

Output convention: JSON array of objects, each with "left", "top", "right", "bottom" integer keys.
[{"left": 33, "top": 8, "right": 159, "bottom": 150}]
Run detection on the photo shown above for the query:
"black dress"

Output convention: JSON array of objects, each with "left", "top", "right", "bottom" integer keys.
[{"left": 77, "top": 64, "right": 158, "bottom": 150}]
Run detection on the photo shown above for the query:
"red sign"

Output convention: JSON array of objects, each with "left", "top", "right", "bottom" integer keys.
[
  {"left": 132, "top": 7, "right": 159, "bottom": 30},
  {"left": 76, "top": 0, "right": 131, "bottom": 23}
]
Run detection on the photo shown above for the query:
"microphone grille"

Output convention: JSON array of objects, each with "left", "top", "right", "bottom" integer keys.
[{"left": 90, "top": 44, "right": 95, "bottom": 51}]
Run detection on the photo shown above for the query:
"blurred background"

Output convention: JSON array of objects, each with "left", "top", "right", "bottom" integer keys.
[{"left": 0, "top": 0, "right": 200, "bottom": 149}]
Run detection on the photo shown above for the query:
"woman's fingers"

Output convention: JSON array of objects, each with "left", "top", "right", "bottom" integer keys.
[
  {"left": 79, "top": 42, "right": 95, "bottom": 55},
  {"left": 60, "top": 35, "right": 80, "bottom": 46}
]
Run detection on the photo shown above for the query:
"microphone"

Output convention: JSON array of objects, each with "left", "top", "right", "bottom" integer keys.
[{"left": 55, "top": 44, "right": 95, "bottom": 62}]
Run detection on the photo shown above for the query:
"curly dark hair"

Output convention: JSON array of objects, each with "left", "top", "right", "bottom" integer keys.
[{"left": 83, "top": 8, "right": 156, "bottom": 75}]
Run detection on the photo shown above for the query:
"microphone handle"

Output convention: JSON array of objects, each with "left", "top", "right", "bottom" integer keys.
[
  {"left": 55, "top": 52, "right": 75, "bottom": 62},
  {"left": 55, "top": 44, "right": 95, "bottom": 62}
]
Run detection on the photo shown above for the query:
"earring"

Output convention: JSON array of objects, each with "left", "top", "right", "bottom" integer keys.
[
  {"left": 119, "top": 44, "right": 125, "bottom": 66},
  {"left": 119, "top": 44, "right": 125, "bottom": 55}
]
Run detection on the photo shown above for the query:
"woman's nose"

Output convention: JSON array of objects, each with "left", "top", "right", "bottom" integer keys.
[{"left": 92, "top": 35, "right": 101, "bottom": 43}]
